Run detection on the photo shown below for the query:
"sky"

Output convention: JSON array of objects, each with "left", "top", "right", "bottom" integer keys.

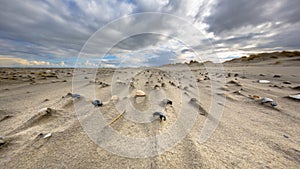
[{"left": 0, "top": 0, "right": 299, "bottom": 67}]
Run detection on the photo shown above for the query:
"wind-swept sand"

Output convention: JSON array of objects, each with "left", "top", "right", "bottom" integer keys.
[{"left": 0, "top": 52, "right": 299, "bottom": 168}]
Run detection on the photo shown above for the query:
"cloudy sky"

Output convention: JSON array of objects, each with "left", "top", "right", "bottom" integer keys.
[{"left": 0, "top": 0, "right": 299, "bottom": 67}]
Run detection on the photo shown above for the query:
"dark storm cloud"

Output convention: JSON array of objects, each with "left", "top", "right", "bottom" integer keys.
[
  {"left": 205, "top": 0, "right": 271, "bottom": 34},
  {"left": 273, "top": 0, "right": 300, "bottom": 23},
  {"left": 210, "top": 32, "right": 266, "bottom": 48},
  {"left": 181, "top": 49, "right": 192, "bottom": 53},
  {"left": 205, "top": 0, "right": 300, "bottom": 35},
  {"left": 115, "top": 34, "right": 166, "bottom": 51},
  {"left": 202, "top": 0, "right": 300, "bottom": 57},
  {"left": 256, "top": 22, "right": 300, "bottom": 49}
]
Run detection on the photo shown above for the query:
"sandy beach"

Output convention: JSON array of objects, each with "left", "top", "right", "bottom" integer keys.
[{"left": 0, "top": 52, "right": 299, "bottom": 168}]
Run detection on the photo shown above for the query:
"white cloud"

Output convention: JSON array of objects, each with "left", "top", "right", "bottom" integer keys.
[
  {"left": 60, "top": 61, "right": 66, "bottom": 66},
  {"left": 0, "top": 56, "right": 52, "bottom": 67},
  {"left": 75, "top": 0, "right": 135, "bottom": 22}
]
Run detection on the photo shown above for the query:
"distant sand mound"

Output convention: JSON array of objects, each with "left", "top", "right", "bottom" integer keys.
[{"left": 224, "top": 51, "right": 300, "bottom": 65}]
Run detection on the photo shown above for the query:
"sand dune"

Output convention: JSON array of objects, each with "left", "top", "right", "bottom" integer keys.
[{"left": 0, "top": 52, "right": 299, "bottom": 168}]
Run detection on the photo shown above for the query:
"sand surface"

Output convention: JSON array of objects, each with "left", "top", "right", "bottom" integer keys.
[{"left": 0, "top": 55, "right": 299, "bottom": 168}]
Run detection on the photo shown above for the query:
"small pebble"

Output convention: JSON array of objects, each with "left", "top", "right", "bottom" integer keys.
[
  {"left": 283, "top": 81, "right": 291, "bottom": 84},
  {"left": 0, "top": 136, "right": 5, "bottom": 146},
  {"left": 162, "top": 99, "right": 172, "bottom": 105},
  {"left": 92, "top": 100, "right": 103, "bottom": 107},
  {"left": 273, "top": 74, "right": 281, "bottom": 78}
]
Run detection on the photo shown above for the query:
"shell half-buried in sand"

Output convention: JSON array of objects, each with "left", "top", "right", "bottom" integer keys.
[
  {"left": 136, "top": 90, "right": 146, "bottom": 97},
  {"left": 288, "top": 94, "right": 300, "bottom": 100}
]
